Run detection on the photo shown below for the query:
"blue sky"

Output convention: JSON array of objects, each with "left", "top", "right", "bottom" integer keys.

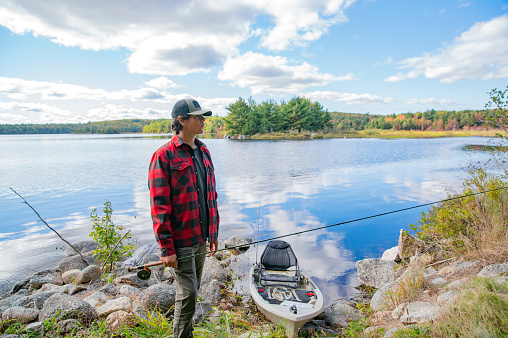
[{"left": 0, "top": 0, "right": 507, "bottom": 124}]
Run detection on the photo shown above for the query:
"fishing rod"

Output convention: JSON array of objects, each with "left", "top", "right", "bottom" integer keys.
[{"left": 129, "top": 185, "right": 508, "bottom": 280}]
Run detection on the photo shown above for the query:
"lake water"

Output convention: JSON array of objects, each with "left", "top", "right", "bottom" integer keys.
[{"left": 0, "top": 134, "right": 493, "bottom": 305}]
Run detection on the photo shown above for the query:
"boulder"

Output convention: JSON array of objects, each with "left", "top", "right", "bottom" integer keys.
[
  {"left": 39, "top": 293, "right": 97, "bottom": 324},
  {"left": 370, "top": 281, "right": 399, "bottom": 312},
  {"left": 381, "top": 246, "right": 400, "bottom": 262},
  {"left": 28, "top": 270, "right": 58, "bottom": 290},
  {"left": 202, "top": 258, "right": 228, "bottom": 284},
  {"left": 24, "top": 321, "right": 44, "bottom": 335},
  {"left": 437, "top": 290, "right": 457, "bottom": 304},
  {"left": 62, "top": 269, "right": 82, "bottom": 284},
  {"left": 477, "top": 262, "right": 508, "bottom": 278},
  {"left": 324, "top": 301, "right": 363, "bottom": 327},
  {"left": 139, "top": 284, "right": 177, "bottom": 312},
  {"left": 75, "top": 265, "right": 102, "bottom": 284},
  {"left": 83, "top": 292, "right": 109, "bottom": 307},
  {"left": 57, "top": 319, "right": 81, "bottom": 333},
  {"left": 100, "top": 283, "right": 118, "bottom": 296},
  {"left": 430, "top": 277, "right": 447, "bottom": 286},
  {"left": 10, "top": 278, "right": 30, "bottom": 294},
  {"left": 58, "top": 255, "right": 97, "bottom": 273},
  {"left": 65, "top": 241, "right": 98, "bottom": 257},
  {"left": 119, "top": 285, "right": 142, "bottom": 298},
  {"left": 0, "top": 294, "right": 26, "bottom": 311},
  {"left": 192, "top": 301, "right": 213, "bottom": 324},
  {"left": 121, "top": 242, "right": 160, "bottom": 267},
  {"left": 199, "top": 278, "right": 223, "bottom": 304},
  {"left": 97, "top": 297, "right": 131, "bottom": 317},
  {"left": 356, "top": 258, "right": 396, "bottom": 288},
  {"left": 106, "top": 310, "right": 135, "bottom": 330},
  {"left": 141, "top": 254, "right": 161, "bottom": 265},
  {"left": 223, "top": 236, "right": 252, "bottom": 255},
  {"left": 400, "top": 301, "right": 441, "bottom": 324},
  {"left": 447, "top": 278, "right": 469, "bottom": 289},
  {"left": 1, "top": 306, "right": 40, "bottom": 323},
  {"left": 35, "top": 283, "right": 66, "bottom": 294},
  {"left": 12, "top": 291, "right": 60, "bottom": 309}
]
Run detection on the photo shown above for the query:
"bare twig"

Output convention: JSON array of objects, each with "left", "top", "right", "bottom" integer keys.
[
  {"left": 101, "top": 230, "right": 131, "bottom": 271},
  {"left": 10, "top": 187, "right": 86, "bottom": 263},
  {"left": 425, "top": 257, "right": 456, "bottom": 268}
]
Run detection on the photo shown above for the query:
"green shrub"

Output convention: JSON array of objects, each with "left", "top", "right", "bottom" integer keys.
[{"left": 89, "top": 200, "right": 134, "bottom": 273}]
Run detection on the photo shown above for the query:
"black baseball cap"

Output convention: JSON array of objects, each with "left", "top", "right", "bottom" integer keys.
[{"left": 172, "top": 98, "right": 212, "bottom": 119}]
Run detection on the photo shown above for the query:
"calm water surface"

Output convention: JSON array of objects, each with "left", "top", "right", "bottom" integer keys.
[{"left": 0, "top": 134, "right": 492, "bottom": 305}]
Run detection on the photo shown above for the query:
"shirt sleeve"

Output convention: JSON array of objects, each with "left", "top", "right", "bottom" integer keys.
[{"left": 148, "top": 151, "right": 175, "bottom": 257}]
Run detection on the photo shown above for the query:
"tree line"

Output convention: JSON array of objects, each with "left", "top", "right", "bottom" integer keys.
[{"left": 0, "top": 119, "right": 153, "bottom": 134}]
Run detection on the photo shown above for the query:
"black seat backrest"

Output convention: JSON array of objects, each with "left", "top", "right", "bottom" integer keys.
[{"left": 260, "top": 240, "right": 298, "bottom": 271}]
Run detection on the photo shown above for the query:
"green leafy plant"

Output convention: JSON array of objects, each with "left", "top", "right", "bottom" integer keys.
[{"left": 89, "top": 200, "right": 134, "bottom": 273}]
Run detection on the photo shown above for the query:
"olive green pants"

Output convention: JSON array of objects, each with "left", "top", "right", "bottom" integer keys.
[{"left": 172, "top": 242, "right": 207, "bottom": 338}]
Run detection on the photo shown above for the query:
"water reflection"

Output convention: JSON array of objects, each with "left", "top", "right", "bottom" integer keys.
[{"left": 0, "top": 135, "right": 494, "bottom": 303}]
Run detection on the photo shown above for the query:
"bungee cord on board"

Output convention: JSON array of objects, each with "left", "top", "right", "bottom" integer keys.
[{"left": 129, "top": 185, "right": 508, "bottom": 274}]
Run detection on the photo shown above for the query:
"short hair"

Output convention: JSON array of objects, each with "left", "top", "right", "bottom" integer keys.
[{"left": 171, "top": 115, "right": 191, "bottom": 135}]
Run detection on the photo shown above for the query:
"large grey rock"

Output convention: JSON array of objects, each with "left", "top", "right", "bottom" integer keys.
[
  {"left": 100, "top": 283, "right": 118, "bottom": 296},
  {"left": 324, "top": 301, "right": 363, "bottom": 327},
  {"left": 437, "top": 290, "right": 457, "bottom": 304},
  {"left": 58, "top": 255, "right": 97, "bottom": 273},
  {"left": 39, "top": 293, "right": 97, "bottom": 324},
  {"left": 11, "top": 278, "right": 30, "bottom": 294},
  {"left": 1, "top": 306, "right": 40, "bottom": 323},
  {"left": 65, "top": 241, "right": 98, "bottom": 257},
  {"left": 83, "top": 292, "right": 109, "bottom": 307},
  {"left": 430, "top": 277, "right": 447, "bottom": 286},
  {"left": 370, "top": 281, "right": 399, "bottom": 312},
  {"left": 0, "top": 294, "right": 25, "bottom": 311},
  {"left": 121, "top": 242, "right": 160, "bottom": 267},
  {"left": 381, "top": 246, "right": 400, "bottom": 262},
  {"left": 356, "top": 258, "right": 396, "bottom": 288},
  {"left": 96, "top": 297, "right": 131, "bottom": 317},
  {"left": 400, "top": 302, "right": 441, "bottom": 324},
  {"left": 35, "top": 283, "right": 66, "bottom": 294},
  {"left": 139, "top": 284, "right": 177, "bottom": 312},
  {"left": 202, "top": 258, "right": 228, "bottom": 284},
  {"left": 477, "top": 262, "right": 508, "bottom": 278},
  {"left": 28, "top": 269, "right": 58, "bottom": 290},
  {"left": 62, "top": 269, "right": 82, "bottom": 284},
  {"left": 192, "top": 301, "right": 213, "bottom": 324},
  {"left": 12, "top": 291, "right": 59, "bottom": 309},
  {"left": 119, "top": 285, "right": 141, "bottom": 298},
  {"left": 75, "top": 265, "right": 101, "bottom": 284},
  {"left": 224, "top": 236, "right": 252, "bottom": 255},
  {"left": 199, "top": 278, "right": 223, "bottom": 304}
]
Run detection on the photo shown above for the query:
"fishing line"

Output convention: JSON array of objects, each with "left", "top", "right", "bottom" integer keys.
[
  {"left": 255, "top": 181, "right": 262, "bottom": 265},
  {"left": 132, "top": 185, "right": 508, "bottom": 270}
]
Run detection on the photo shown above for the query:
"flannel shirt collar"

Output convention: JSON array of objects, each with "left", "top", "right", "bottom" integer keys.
[{"left": 171, "top": 134, "right": 205, "bottom": 149}]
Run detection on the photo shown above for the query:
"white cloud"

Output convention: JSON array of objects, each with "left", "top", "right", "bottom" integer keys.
[
  {"left": 403, "top": 98, "right": 456, "bottom": 106},
  {"left": 0, "top": 1, "right": 354, "bottom": 75},
  {"left": 87, "top": 104, "right": 168, "bottom": 121},
  {"left": 0, "top": 101, "right": 72, "bottom": 115},
  {"left": 306, "top": 91, "right": 393, "bottom": 105},
  {"left": 249, "top": 0, "right": 355, "bottom": 50},
  {"left": 218, "top": 52, "right": 353, "bottom": 95},
  {"left": 145, "top": 76, "right": 181, "bottom": 89},
  {"left": 385, "top": 15, "right": 508, "bottom": 83}
]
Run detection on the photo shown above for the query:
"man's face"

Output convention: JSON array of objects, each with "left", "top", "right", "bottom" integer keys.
[{"left": 180, "top": 114, "right": 206, "bottom": 135}]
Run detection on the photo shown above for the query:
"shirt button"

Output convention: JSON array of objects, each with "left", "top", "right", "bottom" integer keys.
[
  {"left": 200, "top": 220, "right": 203, "bottom": 224},
  {"left": 197, "top": 188, "right": 200, "bottom": 192},
  {"left": 195, "top": 171, "right": 198, "bottom": 174}
]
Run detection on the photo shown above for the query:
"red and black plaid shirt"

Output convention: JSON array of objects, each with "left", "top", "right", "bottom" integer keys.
[{"left": 148, "top": 135, "right": 219, "bottom": 257}]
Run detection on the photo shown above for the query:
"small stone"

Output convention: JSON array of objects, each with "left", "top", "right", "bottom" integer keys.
[
  {"left": 139, "top": 284, "right": 177, "bottom": 312},
  {"left": 324, "top": 301, "right": 364, "bottom": 327},
  {"left": 447, "top": 278, "right": 468, "bottom": 289},
  {"left": 1, "top": 306, "right": 40, "bottom": 323},
  {"left": 431, "top": 277, "right": 447, "bottom": 286},
  {"left": 97, "top": 297, "right": 131, "bottom": 317},
  {"left": 39, "top": 293, "right": 97, "bottom": 324},
  {"left": 57, "top": 319, "right": 81, "bottom": 333},
  {"left": 193, "top": 301, "right": 213, "bottom": 324},
  {"left": 223, "top": 236, "right": 252, "bottom": 255},
  {"left": 106, "top": 310, "right": 135, "bottom": 330},
  {"left": 83, "top": 292, "right": 109, "bottom": 307},
  {"left": 58, "top": 255, "right": 97, "bottom": 273},
  {"left": 100, "top": 283, "right": 118, "bottom": 296},
  {"left": 75, "top": 265, "right": 102, "bottom": 284},
  {"left": 62, "top": 269, "right": 82, "bottom": 284},
  {"left": 25, "top": 321, "right": 44, "bottom": 334},
  {"left": 119, "top": 285, "right": 142, "bottom": 298},
  {"left": 400, "top": 302, "right": 441, "bottom": 324},
  {"left": 381, "top": 246, "right": 400, "bottom": 262},
  {"left": 437, "top": 290, "right": 457, "bottom": 304}
]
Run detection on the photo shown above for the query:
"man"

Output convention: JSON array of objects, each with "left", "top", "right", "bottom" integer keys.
[{"left": 148, "top": 98, "right": 219, "bottom": 338}]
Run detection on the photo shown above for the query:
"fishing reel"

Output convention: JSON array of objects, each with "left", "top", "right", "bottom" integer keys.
[{"left": 128, "top": 261, "right": 164, "bottom": 280}]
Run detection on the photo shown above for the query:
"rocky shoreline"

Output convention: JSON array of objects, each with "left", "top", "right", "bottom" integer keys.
[{"left": 2, "top": 231, "right": 507, "bottom": 337}]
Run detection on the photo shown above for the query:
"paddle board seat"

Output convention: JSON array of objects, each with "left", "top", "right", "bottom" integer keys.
[{"left": 259, "top": 240, "right": 300, "bottom": 288}]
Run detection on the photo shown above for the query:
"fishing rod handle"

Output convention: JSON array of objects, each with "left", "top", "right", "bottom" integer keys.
[{"left": 127, "top": 260, "right": 163, "bottom": 272}]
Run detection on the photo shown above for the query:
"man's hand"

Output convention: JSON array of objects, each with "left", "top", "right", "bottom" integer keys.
[
  {"left": 208, "top": 240, "right": 218, "bottom": 257},
  {"left": 161, "top": 254, "right": 178, "bottom": 268}
]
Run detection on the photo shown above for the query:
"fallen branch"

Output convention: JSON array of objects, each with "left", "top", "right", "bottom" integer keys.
[
  {"left": 101, "top": 230, "right": 131, "bottom": 271},
  {"left": 10, "top": 187, "right": 87, "bottom": 263},
  {"left": 425, "top": 257, "right": 456, "bottom": 268}
]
